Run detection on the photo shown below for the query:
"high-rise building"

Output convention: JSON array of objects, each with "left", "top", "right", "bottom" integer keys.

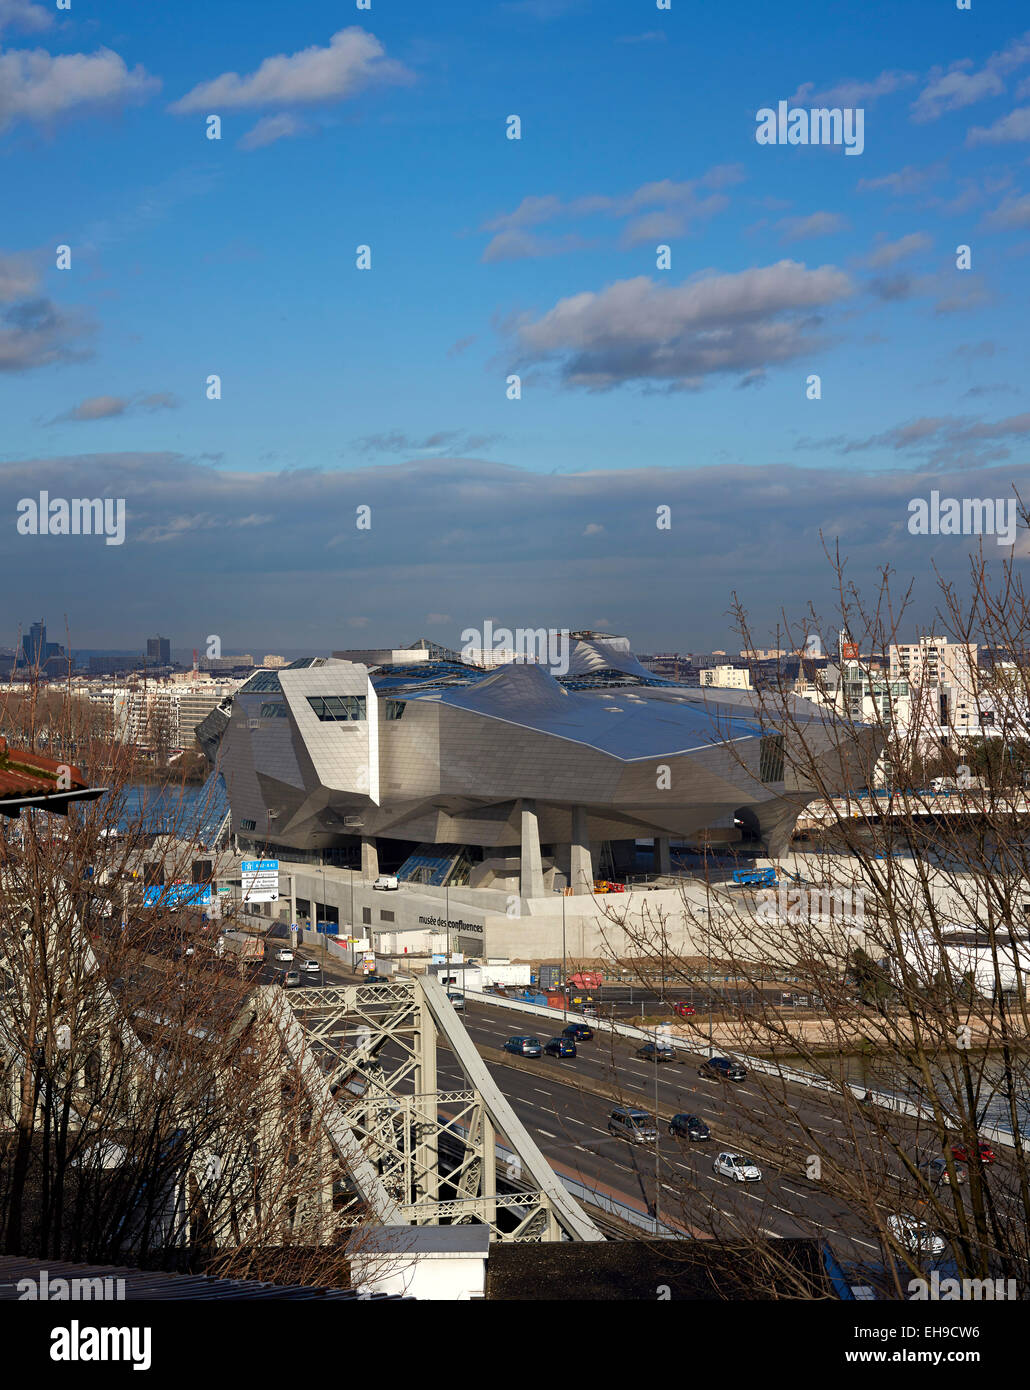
[
  {"left": 19, "top": 619, "right": 65, "bottom": 670},
  {"left": 147, "top": 635, "right": 171, "bottom": 666}
]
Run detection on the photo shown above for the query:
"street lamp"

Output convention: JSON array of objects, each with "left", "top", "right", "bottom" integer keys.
[
  {"left": 321, "top": 863, "right": 327, "bottom": 967},
  {"left": 654, "top": 1047, "right": 661, "bottom": 1232},
  {"left": 561, "top": 891, "right": 567, "bottom": 1022}
]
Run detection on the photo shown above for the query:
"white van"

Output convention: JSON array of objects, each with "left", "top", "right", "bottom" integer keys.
[{"left": 373, "top": 875, "right": 399, "bottom": 891}]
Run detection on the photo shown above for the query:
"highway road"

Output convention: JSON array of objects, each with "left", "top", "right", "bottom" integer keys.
[{"left": 439, "top": 997, "right": 1015, "bottom": 1267}]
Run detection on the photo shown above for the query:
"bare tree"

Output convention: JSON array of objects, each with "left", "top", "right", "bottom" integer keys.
[{"left": 592, "top": 547, "right": 1030, "bottom": 1297}]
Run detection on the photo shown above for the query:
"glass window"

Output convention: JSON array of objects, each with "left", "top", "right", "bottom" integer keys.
[
  {"left": 384, "top": 699, "right": 406, "bottom": 720},
  {"left": 259, "top": 701, "right": 287, "bottom": 718},
  {"left": 760, "top": 733, "right": 785, "bottom": 783},
  {"left": 307, "top": 695, "right": 366, "bottom": 722}
]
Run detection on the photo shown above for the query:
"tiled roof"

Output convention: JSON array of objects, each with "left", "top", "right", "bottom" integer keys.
[{"left": 0, "top": 738, "right": 90, "bottom": 805}]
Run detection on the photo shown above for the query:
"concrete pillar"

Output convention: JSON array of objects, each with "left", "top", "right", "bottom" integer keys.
[
  {"left": 361, "top": 837, "right": 379, "bottom": 880},
  {"left": 655, "top": 836, "right": 671, "bottom": 875},
  {"left": 519, "top": 799, "right": 545, "bottom": 899},
  {"left": 570, "top": 806, "right": 593, "bottom": 895}
]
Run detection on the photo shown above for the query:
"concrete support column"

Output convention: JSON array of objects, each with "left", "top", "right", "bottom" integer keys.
[
  {"left": 360, "top": 837, "right": 379, "bottom": 881},
  {"left": 519, "top": 799, "right": 545, "bottom": 900},
  {"left": 570, "top": 806, "right": 593, "bottom": 895},
  {"left": 655, "top": 836, "right": 671, "bottom": 875}
]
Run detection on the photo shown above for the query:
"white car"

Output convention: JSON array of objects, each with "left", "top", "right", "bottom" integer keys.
[
  {"left": 302, "top": 959, "right": 321, "bottom": 974},
  {"left": 713, "top": 1151, "right": 762, "bottom": 1182},
  {"left": 373, "top": 875, "right": 399, "bottom": 891},
  {"left": 275, "top": 947, "right": 294, "bottom": 963},
  {"left": 887, "top": 1213, "right": 947, "bottom": 1258}
]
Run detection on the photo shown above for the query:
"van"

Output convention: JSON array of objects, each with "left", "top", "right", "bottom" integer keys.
[
  {"left": 373, "top": 875, "right": 399, "bottom": 891},
  {"left": 607, "top": 1106, "right": 659, "bottom": 1144}
]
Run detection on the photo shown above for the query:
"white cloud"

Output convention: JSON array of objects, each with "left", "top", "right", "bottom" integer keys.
[
  {"left": 968, "top": 106, "right": 1030, "bottom": 145},
  {"left": 170, "top": 26, "right": 412, "bottom": 114},
  {"left": 775, "top": 212, "right": 849, "bottom": 243},
  {"left": 239, "top": 112, "right": 309, "bottom": 150},
  {"left": 0, "top": 0, "right": 51, "bottom": 34},
  {"left": 514, "top": 261, "right": 855, "bottom": 390},
  {"left": 789, "top": 69, "right": 917, "bottom": 107},
  {"left": 0, "top": 45, "right": 158, "bottom": 129},
  {"left": 912, "top": 31, "right": 1030, "bottom": 123},
  {"left": 861, "top": 232, "right": 932, "bottom": 268}
]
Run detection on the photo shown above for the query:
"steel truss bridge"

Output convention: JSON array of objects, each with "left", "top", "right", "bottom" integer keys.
[{"left": 234, "top": 973, "right": 603, "bottom": 1243}]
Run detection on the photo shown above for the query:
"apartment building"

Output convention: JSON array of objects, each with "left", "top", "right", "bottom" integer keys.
[
  {"left": 889, "top": 638, "right": 978, "bottom": 695},
  {"left": 700, "top": 665, "right": 752, "bottom": 690}
]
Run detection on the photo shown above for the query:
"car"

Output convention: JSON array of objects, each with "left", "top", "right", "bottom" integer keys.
[
  {"left": 301, "top": 959, "right": 321, "bottom": 974},
  {"left": 637, "top": 1041, "right": 676, "bottom": 1063},
  {"left": 607, "top": 1106, "right": 659, "bottom": 1144},
  {"left": 562, "top": 1023, "right": 594, "bottom": 1042},
  {"left": 887, "top": 1213, "right": 947, "bottom": 1258},
  {"left": 373, "top": 874, "right": 399, "bottom": 891},
  {"left": 699, "top": 1056, "right": 747, "bottom": 1083},
  {"left": 948, "top": 1139, "right": 995, "bottom": 1166},
  {"left": 581, "top": 1004, "right": 598, "bottom": 1019},
  {"left": 274, "top": 947, "right": 294, "bottom": 963},
  {"left": 282, "top": 969, "right": 301, "bottom": 988},
  {"left": 363, "top": 974, "right": 390, "bottom": 984},
  {"left": 544, "top": 1036, "right": 577, "bottom": 1057},
  {"left": 673, "top": 1001, "right": 696, "bottom": 1018},
  {"left": 503, "top": 1036, "right": 542, "bottom": 1058},
  {"left": 713, "top": 1151, "right": 762, "bottom": 1182},
  {"left": 921, "top": 1156, "right": 967, "bottom": 1186},
  {"left": 446, "top": 991, "right": 465, "bottom": 1011},
  {"left": 669, "top": 1113, "right": 710, "bottom": 1141}
]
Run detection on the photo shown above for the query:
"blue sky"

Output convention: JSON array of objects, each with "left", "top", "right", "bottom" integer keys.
[{"left": 1, "top": 0, "right": 1028, "bottom": 651}]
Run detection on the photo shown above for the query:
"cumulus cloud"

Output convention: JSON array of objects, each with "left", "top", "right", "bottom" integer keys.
[
  {"left": 0, "top": 45, "right": 158, "bottom": 130},
  {"left": 352, "top": 429, "right": 500, "bottom": 456},
  {"left": 0, "top": 0, "right": 51, "bottom": 34},
  {"left": 170, "top": 27, "right": 412, "bottom": 113},
  {"left": 239, "top": 112, "right": 309, "bottom": 150},
  {"left": 968, "top": 106, "right": 1030, "bottom": 146},
  {"left": 0, "top": 296, "right": 91, "bottom": 372},
  {"left": 481, "top": 229, "right": 590, "bottom": 263},
  {"left": 912, "top": 31, "right": 1030, "bottom": 122},
  {"left": 511, "top": 261, "right": 855, "bottom": 390},
  {"left": 861, "top": 232, "right": 932, "bottom": 268},
  {"left": 49, "top": 391, "right": 179, "bottom": 424},
  {"left": 822, "top": 411, "right": 1030, "bottom": 468},
  {"left": 789, "top": 69, "right": 917, "bottom": 107},
  {"left": 480, "top": 166, "right": 744, "bottom": 260},
  {"left": 775, "top": 212, "right": 849, "bottom": 243},
  {"left": 857, "top": 163, "right": 947, "bottom": 196},
  {"left": 983, "top": 193, "right": 1030, "bottom": 231}
]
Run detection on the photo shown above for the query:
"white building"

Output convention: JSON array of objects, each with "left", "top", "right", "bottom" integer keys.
[{"left": 701, "top": 665, "right": 752, "bottom": 690}]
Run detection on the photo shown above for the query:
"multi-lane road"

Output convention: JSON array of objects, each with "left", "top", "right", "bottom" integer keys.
[
  {"left": 436, "top": 996, "right": 892, "bottom": 1259},
  {"left": 437, "top": 996, "right": 1029, "bottom": 1274}
]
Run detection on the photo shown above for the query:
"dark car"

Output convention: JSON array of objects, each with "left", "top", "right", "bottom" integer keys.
[
  {"left": 562, "top": 1023, "right": 594, "bottom": 1042},
  {"left": 544, "top": 1036, "right": 577, "bottom": 1057},
  {"left": 504, "top": 1036, "right": 543, "bottom": 1058},
  {"left": 699, "top": 1056, "right": 747, "bottom": 1083},
  {"left": 669, "top": 1112, "right": 710, "bottom": 1141},
  {"left": 637, "top": 1041, "right": 676, "bottom": 1063},
  {"left": 363, "top": 974, "right": 390, "bottom": 984},
  {"left": 921, "top": 1155, "right": 967, "bottom": 1186},
  {"left": 948, "top": 1139, "right": 995, "bottom": 1166}
]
